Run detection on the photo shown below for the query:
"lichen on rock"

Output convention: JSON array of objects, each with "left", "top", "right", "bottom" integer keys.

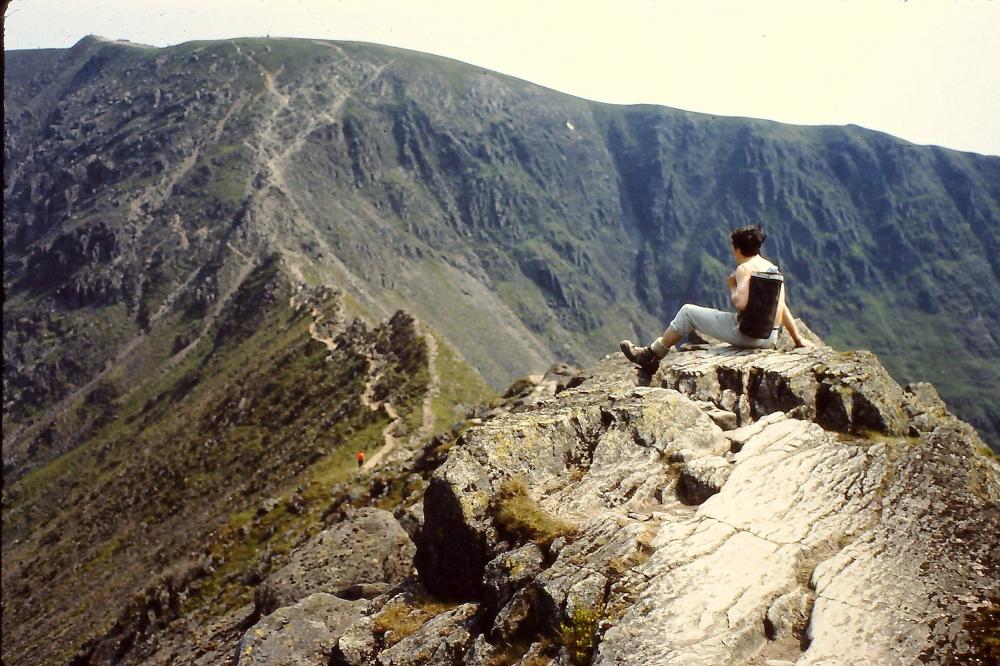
[{"left": 235, "top": 593, "right": 366, "bottom": 666}]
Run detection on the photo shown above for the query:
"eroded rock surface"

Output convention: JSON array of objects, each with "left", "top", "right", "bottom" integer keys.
[
  {"left": 373, "top": 602, "right": 480, "bottom": 666},
  {"left": 656, "top": 346, "right": 914, "bottom": 434},
  {"left": 254, "top": 507, "right": 414, "bottom": 616},
  {"left": 416, "top": 370, "right": 726, "bottom": 600},
  {"left": 236, "top": 593, "right": 366, "bottom": 666}
]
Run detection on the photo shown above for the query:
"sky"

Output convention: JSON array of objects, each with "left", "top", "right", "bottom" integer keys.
[{"left": 4, "top": 0, "right": 1000, "bottom": 156}]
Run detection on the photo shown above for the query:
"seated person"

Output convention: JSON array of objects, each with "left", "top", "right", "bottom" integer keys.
[{"left": 620, "top": 225, "right": 808, "bottom": 373}]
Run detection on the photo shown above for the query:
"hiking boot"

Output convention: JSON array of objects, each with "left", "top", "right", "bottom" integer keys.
[{"left": 619, "top": 340, "right": 660, "bottom": 374}]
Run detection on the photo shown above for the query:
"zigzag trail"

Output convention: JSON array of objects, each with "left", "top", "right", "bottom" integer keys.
[
  {"left": 241, "top": 45, "right": 392, "bottom": 320},
  {"left": 363, "top": 321, "right": 440, "bottom": 470},
  {"left": 301, "top": 301, "right": 438, "bottom": 471}
]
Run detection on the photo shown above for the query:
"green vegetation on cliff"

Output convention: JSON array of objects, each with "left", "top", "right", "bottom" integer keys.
[{"left": 1, "top": 255, "right": 493, "bottom": 664}]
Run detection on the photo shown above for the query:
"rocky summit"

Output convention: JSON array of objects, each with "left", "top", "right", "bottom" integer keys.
[
  {"left": 144, "top": 341, "right": 997, "bottom": 666},
  {"left": 404, "top": 347, "right": 999, "bottom": 665}
]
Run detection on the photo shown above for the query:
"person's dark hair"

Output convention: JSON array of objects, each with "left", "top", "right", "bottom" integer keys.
[{"left": 731, "top": 224, "right": 767, "bottom": 256}]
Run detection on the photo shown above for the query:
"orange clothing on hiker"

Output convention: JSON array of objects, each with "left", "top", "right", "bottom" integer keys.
[{"left": 356, "top": 451, "right": 366, "bottom": 463}]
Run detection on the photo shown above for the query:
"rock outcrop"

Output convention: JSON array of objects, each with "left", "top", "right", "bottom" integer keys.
[
  {"left": 656, "top": 345, "right": 929, "bottom": 435},
  {"left": 400, "top": 347, "right": 999, "bottom": 665},
  {"left": 254, "top": 507, "right": 415, "bottom": 616},
  {"left": 236, "top": 593, "right": 366, "bottom": 666}
]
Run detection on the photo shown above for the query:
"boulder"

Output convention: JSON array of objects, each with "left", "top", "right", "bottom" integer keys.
[
  {"left": 235, "top": 593, "right": 366, "bottom": 666},
  {"left": 374, "top": 603, "right": 481, "bottom": 666},
  {"left": 463, "top": 634, "right": 504, "bottom": 665},
  {"left": 656, "top": 346, "right": 918, "bottom": 434},
  {"left": 416, "top": 367, "right": 726, "bottom": 599},
  {"left": 676, "top": 455, "right": 731, "bottom": 505},
  {"left": 331, "top": 597, "right": 481, "bottom": 666},
  {"left": 482, "top": 543, "right": 545, "bottom": 611},
  {"left": 254, "top": 508, "right": 414, "bottom": 615},
  {"left": 331, "top": 614, "right": 381, "bottom": 666}
]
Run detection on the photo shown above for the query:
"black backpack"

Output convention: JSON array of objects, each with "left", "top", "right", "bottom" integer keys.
[{"left": 738, "top": 269, "right": 783, "bottom": 338}]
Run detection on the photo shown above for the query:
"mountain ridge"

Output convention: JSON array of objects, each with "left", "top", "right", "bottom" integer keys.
[
  {"left": 3, "top": 36, "right": 1000, "bottom": 663},
  {"left": 401, "top": 348, "right": 999, "bottom": 665},
  {"left": 14, "top": 34, "right": 999, "bottom": 157},
  {"left": 5, "top": 35, "right": 998, "bottom": 464}
]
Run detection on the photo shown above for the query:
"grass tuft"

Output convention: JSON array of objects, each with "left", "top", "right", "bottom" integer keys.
[
  {"left": 491, "top": 478, "right": 576, "bottom": 548},
  {"left": 372, "top": 598, "right": 457, "bottom": 647},
  {"left": 559, "top": 606, "right": 601, "bottom": 666}
]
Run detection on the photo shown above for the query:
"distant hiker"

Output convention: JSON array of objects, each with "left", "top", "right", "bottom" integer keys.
[
  {"left": 356, "top": 451, "right": 366, "bottom": 468},
  {"left": 620, "top": 225, "right": 808, "bottom": 374}
]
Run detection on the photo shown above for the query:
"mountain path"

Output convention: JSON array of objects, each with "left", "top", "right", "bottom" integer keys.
[
  {"left": 296, "top": 296, "right": 399, "bottom": 471},
  {"left": 241, "top": 46, "right": 416, "bottom": 472},
  {"left": 358, "top": 355, "right": 400, "bottom": 471},
  {"left": 306, "top": 305, "right": 338, "bottom": 353},
  {"left": 240, "top": 54, "right": 378, "bottom": 311},
  {"left": 362, "top": 399, "right": 400, "bottom": 471},
  {"left": 162, "top": 248, "right": 258, "bottom": 370},
  {"left": 361, "top": 321, "right": 439, "bottom": 470},
  {"left": 128, "top": 92, "right": 248, "bottom": 220},
  {"left": 237, "top": 48, "right": 396, "bottom": 320},
  {"left": 417, "top": 327, "right": 440, "bottom": 441}
]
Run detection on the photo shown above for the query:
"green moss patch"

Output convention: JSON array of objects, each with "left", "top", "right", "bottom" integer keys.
[{"left": 491, "top": 478, "right": 576, "bottom": 548}]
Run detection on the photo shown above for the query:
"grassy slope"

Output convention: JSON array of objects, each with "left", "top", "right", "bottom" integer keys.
[{"left": 0, "top": 257, "right": 494, "bottom": 665}]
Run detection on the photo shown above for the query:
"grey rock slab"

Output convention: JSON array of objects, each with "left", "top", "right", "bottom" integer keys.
[
  {"left": 417, "top": 372, "right": 725, "bottom": 598},
  {"left": 704, "top": 419, "right": 884, "bottom": 546},
  {"left": 517, "top": 641, "right": 557, "bottom": 665},
  {"left": 536, "top": 514, "right": 659, "bottom": 624},
  {"left": 657, "top": 346, "right": 927, "bottom": 435},
  {"left": 676, "top": 455, "right": 731, "bottom": 505},
  {"left": 596, "top": 419, "right": 882, "bottom": 663},
  {"left": 593, "top": 418, "right": 1000, "bottom": 665},
  {"left": 255, "top": 507, "right": 415, "bottom": 615},
  {"left": 332, "top": 614, "right": 380, "bottom": 666},
  {"left": 408, "top": 350, "right": 998, "bottom": 665},
  {"left": 463, "top": 634, "right": 503, "bottom": 666},
  {"left": 236, "top": 592, "right": 366, "bottom": 666},
  {"left": 483, "top": 543, "right": 545, "bottom": 609},
  {"left": 801, "top": 430, "right": 1000, "bottom": 665},
  {"left": 764, "top": 588, "right": 812, "bottom": 641},
  {"left": 375, "top": 603, "right": 479, "bottom": 666},
  {"left": 491, "top": 584, "right": 541, "bottom": 642}
]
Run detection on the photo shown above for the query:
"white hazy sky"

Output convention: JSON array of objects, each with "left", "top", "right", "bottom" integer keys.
[{"left": 4, "top": 0, "right": 1000, "bottom": 156}]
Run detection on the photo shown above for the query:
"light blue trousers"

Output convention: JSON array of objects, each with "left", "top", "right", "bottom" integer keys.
[{"left": 667, "top": 304, "right": 778, "bottom": 349}]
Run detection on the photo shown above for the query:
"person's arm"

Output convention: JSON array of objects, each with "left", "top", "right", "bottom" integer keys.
[
  {"left": 780, "top": 302, "right": 808, "bottom": 347},
  {"left": 730, "top": 265, "right": 750, "bottom": 310}
]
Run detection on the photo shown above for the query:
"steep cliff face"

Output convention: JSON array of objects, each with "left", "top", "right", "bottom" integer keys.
[{"left": 4, "top": 36, "right": 999, "bottom": 455}]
